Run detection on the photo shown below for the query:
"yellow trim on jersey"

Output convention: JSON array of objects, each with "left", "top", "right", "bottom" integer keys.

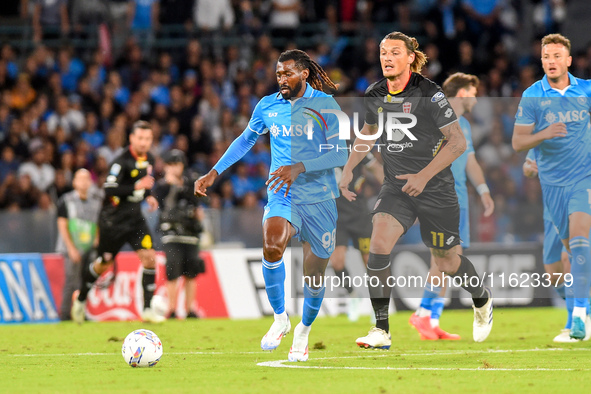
[
  {"left": 388, "top": 89, "right": 403, "bottom": 95},
  {"left": 433, "top": 138, "right": 445, "bottom": 157}
]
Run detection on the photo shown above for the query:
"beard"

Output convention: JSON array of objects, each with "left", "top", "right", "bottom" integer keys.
[{"left": 280, "top": 79, "right": 303, "bottom": 100}]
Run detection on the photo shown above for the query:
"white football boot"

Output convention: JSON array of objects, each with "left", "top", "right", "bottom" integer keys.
[
  {"left": 142, "top": 307, "right": 166, "bottom": 323},
  {"left": 288, "top": 322, "right": 309, "bottom": 362},
  {"left": 70, "top": 290, "right": 86, "bottom": 324},
  {"left": 473, "top": 288, "right": 493, "bottom": 342},
  {"left": 261, "top": 313, "right": 291, "bottom": 351},
  {"left": 356, "top": 327, "right": 391, "bottom": 349}
]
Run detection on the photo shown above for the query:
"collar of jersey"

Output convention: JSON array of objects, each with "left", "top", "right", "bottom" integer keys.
[
  {"left": 275, "top": 82, "right": 314, "bottom": 101},
  {"left": 541, "top": 72, "right": 577, "bottom": 92}
]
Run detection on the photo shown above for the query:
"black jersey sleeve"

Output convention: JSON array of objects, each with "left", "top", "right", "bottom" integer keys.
[
  {"left": 103, "top": 156, "right": 135, "bottom": 198},
  {"left": 364, "top": 82, "right": 379, "bottom": 125},
  {"left": 423, "top": 84, "right": 458, "bottom": 129},
  {"left": 56, "top": 197, "right": 68, "bottom": 218}
]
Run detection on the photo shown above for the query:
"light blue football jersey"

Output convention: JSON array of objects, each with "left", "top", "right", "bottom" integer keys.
[
  {"left": 247, "top": 83, "right": 345, "bottom": 204},
  {"left": 450, "top": 116, "right": 474, "bottom": 209},
  {"left": 526, "top": 148, "right": 552, "bottom": 223},
  {"left": 515, "top": 73, "right": 591, "bottom": 186}
]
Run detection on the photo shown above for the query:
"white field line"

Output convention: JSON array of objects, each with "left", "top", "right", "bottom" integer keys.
[{"left": 256, "top": 359, "right": 579, "bottom": 371}]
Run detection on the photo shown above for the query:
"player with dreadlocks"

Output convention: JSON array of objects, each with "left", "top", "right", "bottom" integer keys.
[{"left": 195, "top": 49, "right": 347, "bottom": 361}]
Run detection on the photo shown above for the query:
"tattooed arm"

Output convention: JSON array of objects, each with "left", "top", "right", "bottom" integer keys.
[{"left": 396, "top": 120, "right": 466, "bottom": 197}]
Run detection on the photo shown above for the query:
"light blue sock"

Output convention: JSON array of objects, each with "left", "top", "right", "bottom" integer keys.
[
  {"left": 302, "top": 283, "right": 325, "bottom": 326},
  {"left": 262, "top": 258, "right": 285, "bottom": 314},
  {"left": 565, "top": 284, "right": 574, "bottom": 330},
  {"left": 554, "top": 282, "right": 566, "bottom": 300},
  {"left": 431, "top": 297, "right": 445, "bottom": 321},
  {"left": 569, "top": 237, "right": 591, "bottom": 308},
  {"left": 419, "top": 283, "right": 442, "bottom": 311}
]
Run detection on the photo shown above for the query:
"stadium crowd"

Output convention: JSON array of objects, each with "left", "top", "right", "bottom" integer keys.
[{"left": 0, "top": 0, "right": 580, "bottom": 243}]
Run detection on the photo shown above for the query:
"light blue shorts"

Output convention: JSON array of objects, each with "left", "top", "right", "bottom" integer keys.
[
  {"left": 459, "top": 206, "right": 470, "bottom": 249},
  {"left": 263, "top": 194, "right": 337, "bottom": 259},
  {"left": 543, "top": 218, "right": 564, "bottom": 265},
  {"left": 542, "top": 175, "right": 591, "bottom": 241}
]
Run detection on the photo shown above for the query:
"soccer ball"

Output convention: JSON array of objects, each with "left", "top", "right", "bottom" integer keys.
[{"left": 122, "top": 329, "right": 163, "bottom": 367}]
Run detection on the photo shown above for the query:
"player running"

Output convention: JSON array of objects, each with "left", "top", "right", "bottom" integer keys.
[
  {"left": 523, "top": 151, "right": 590, "bottom": 342},
  {"left": 71, "top": 121, "right": 163, "bottom": 323},
  {"left": 340, "top": 32, "right": 493, "bottom": 350},
  {"left": 331, "top": 151, "right": 383, "bottom": 321},
  {"left": 410, "top": 72, "right": 494, "bottom": 340},
  {"left": 195, "top": 49, "right": 347, "bottom": 362},
  {"left": 513, "top": 33, "right": 591, "bottom": 339}
]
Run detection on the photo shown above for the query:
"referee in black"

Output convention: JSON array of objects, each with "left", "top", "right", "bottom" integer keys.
[
  {"left": 71, "top": 120, "right": 164, "bottom": 323},
  {"left": 340, "top": 32, "right": 493, "bottom": 348}
]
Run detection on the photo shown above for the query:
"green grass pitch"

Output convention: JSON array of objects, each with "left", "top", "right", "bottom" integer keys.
[{"left": 1, "top": 307, "right": 590, "bottom": 393}]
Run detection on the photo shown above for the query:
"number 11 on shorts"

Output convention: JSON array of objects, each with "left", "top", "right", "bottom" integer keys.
[{"left": 431, "top": 231, "right": 444, "bottom": 247}]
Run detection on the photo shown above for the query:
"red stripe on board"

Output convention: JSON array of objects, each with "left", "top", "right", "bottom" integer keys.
[
  {"left": 195, "top": 252, "right": 229, "bottom": 318},
  {"left": 42, "top": 254, "right": 65, "bottom": 312}
]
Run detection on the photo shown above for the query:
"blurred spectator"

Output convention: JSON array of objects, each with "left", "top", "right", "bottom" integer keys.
[
  {"left": 159, "top": 0, "right": 194, "bottom": 32},
  {"left": 47, "top": 95, "right": 85, "bottom": 137},
  {"left": 18, "top": 140, "right": 56, "bottom": 192},
  {"left": 532, "top": 0, "right": 566, "bottom": 37},
  {"left": 9, "top": 74, "right": 36, "bottom": 111},
  {"left": 57, "top": 46, "right": 86, "bottom": 93},
  {"left": 32, "top": 0, "right": 70, "bottom": 42},
  {"left": 1, "top": 118, "right": 29, "bottom": 159},
  {"left": 193, "top": 0, "right": 235, "bottom": 32},
  {"left": 128, "top": 0, "right": 160, "bottom": 52},
  {"left": 0, "top": 0, "right": 28, "bottom": 21},
  {"left": 477, "top": 121, "right": 513, "bottom": 169},
  {"left": 269, "top": 0, "right": 300, "bottom": 40},
  {"left": 97, "top": 127, "right": 125, "bottom": 164},
  {"left": 81, "top": 112, "right": 105, "bottom": 149},
  {"left": 0, "top": 146, "right": 20, "bottom": 183},
  {"left": 0, "top": 173, "right": 41, "bottom": 210},
  {"left": 71, "top": 0, "right": 111, "bottom": 38}
]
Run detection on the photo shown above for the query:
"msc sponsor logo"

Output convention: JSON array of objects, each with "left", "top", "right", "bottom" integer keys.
[{"left": 544, "top": 110, "right": 588, "bottom": 124}]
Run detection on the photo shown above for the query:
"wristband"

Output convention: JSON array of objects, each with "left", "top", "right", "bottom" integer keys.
[{"left": 476, "top": 184, "right": 490, "bottom": 196}]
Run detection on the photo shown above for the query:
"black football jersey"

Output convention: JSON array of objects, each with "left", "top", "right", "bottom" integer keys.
[
  {"left": 101, "top": 147, "right": 156, "bottom": 222},
  {"left": 363, "top": 73, "right": 458, "bottom": 190}
]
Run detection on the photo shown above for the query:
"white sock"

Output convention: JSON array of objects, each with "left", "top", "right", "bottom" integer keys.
[
  {"left": 417, "top": 307, "right": 431, "bottom": 318},
  {"left": 430, "top": 318, "right": 439, "bottom": 328},
  {"left": 274, "top": 311, "right": 288, "bottom": 323},
  {"left": 573, "top": 306, "right": 587, "bottom": 320},
  {"left": 297, "top": 321, "right": 311, "bottom": 336}
]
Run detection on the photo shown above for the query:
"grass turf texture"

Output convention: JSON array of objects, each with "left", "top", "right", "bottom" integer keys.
[{"left": 1, "top": 307, "right": 590, "bottom": 393}]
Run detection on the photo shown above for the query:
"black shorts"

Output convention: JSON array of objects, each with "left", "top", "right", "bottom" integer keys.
[
  {"left": 335, "top": 212, "right": 372, "bottom": 254},
  {"left": 372, "top": 182, "right": 460, "bottom": 250},
  {"left": 163, "top": 242, "right": 205, "bottom": 280},
  {"left": 97, "top": 215, "right": 154, "bottom": 260}
]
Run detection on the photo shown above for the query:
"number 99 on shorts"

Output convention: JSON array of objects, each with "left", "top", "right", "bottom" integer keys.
[{"left": 321, "top": 229, "right": 336, "bottom": 252}]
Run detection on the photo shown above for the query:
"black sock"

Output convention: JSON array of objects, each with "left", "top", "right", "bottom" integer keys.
[
  {"left": 78, "top": 258, "right": 99, "bottom": 302},
  {"left": 367, "top": 253, "right": 392, "bottom": 331},
  {"left": 372, "top": 298, "right": 390, "bottom": 332},
  {"left": 333, "top": 267, "right": 353, "bottom": 294},
  {"left": 450, "top": 255, "right": 488, "bottom": 308},
  {"left": 143, "top": 268, "right": 156, "bottom": 309}
]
